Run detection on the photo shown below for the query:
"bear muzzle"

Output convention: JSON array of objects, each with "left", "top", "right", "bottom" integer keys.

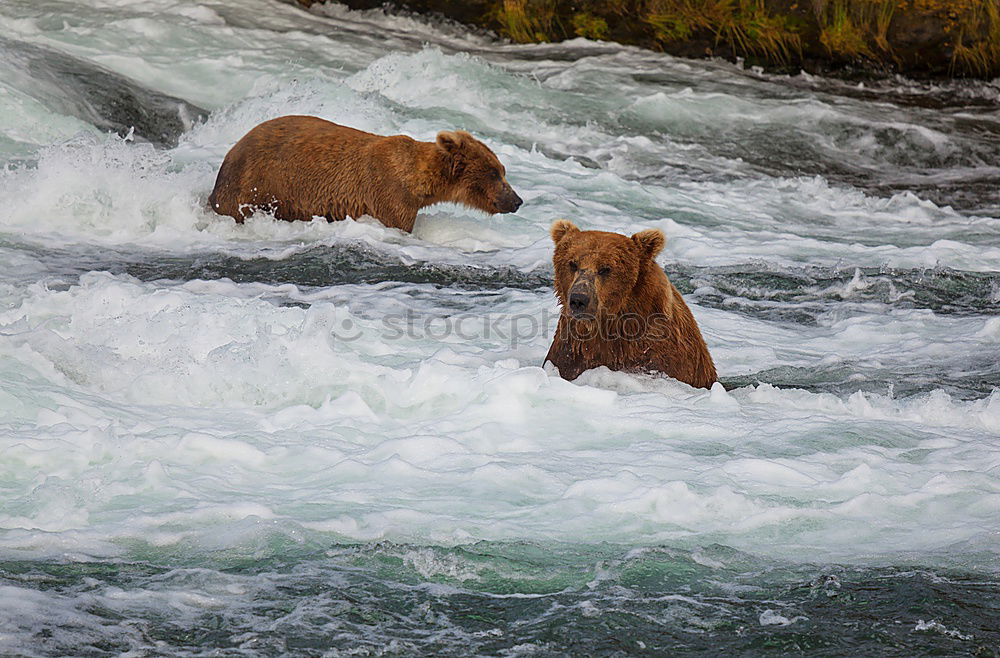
[
  {"left": 496, "top": 185, "right": 523, "bottom": 213},
  {"left": 567, "top": 276, "right": 596, "bottom": 318},
  {"left": 569, "top": 292, "right": 591, "bottom": 313}
]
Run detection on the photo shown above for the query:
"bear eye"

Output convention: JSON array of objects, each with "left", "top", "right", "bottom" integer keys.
[
  {"left": 598, "top": 266, "right": 611, "bottom": 276},
  {"left": 568, "top": 261, "right": 579, "bottom": 272},
  {"left": 491, "top": 169, "right": 502, "bottom": 180}
]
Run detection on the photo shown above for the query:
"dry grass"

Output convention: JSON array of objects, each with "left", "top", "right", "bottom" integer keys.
[
  {"left": 950, "top": 0, "right": 1000, "bottom": 76},
  {"left": 572, "top": 11, "right": 611, "bottom": 39},
  {"left": 817, "top": 0, "right": 896, "bottom": 59},
  {"left": 644, "top": 0, "right": 714, "bottom": 42},
  {"left": 724, "top": 0, "right": 802, "bottom": 62},
  {"left": 644, "top": 0, "right": 801, "bottom": 62},
  {"left": 491, "top": 0, "right": 999, "bottom": 76},
  {"left": 910, "top": 0, "right": 979, "bottom": 14},
  {"left": 497, "top": 0, "right": 558, "bottom": 42}
]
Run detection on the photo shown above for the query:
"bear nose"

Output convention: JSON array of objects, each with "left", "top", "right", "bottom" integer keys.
[
  {"left": 569, "top": 292, "right": 590, "bottom": 312},
  {"left": 499, "top": 187, "right": 522, "bottom": 213}
]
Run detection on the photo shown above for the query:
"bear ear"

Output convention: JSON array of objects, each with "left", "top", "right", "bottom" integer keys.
[
  {"left": 436, "top": 130, "right": 464, "bottom": 153},
  {"left": 631, "top": 228, "right": 665, "bottom": 259},
  {"left": 550, "top": 219, "right": 580, "bottom": 245}
]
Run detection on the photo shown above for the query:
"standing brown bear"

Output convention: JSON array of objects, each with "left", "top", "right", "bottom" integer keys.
[
  {"left": 544, "top": 220, "right": 717, "bottom": 389},
  {"left": 208, "top": 115, "right": 522, "bottom": 232}
]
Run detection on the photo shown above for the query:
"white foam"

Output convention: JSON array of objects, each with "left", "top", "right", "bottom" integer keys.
[
  {"left": 913, "top": 619, "right": 974, "bottom": 640},
  {"left": 0, "top": 32, "right": 995, "bottom": 275},
  {"left": 0, "top": 0, "right": 998, "bottom": 580},
  {"left": 0, "top": 273, "right": 996, "bottom": 567},
  {"left": 759, "top": 609, "right": 807, "bottom": 626}
]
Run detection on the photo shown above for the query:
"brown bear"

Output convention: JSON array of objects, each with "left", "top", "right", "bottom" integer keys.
[
  {"left": 544, "top": 220, "right": 717, "bottom": 389},
  {"left": 208, "top": 115, "right": 522, "bottom": 232}
]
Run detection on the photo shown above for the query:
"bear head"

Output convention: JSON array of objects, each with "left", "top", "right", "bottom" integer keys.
[
  {"left": 550, "top": 219, "right": 665, "bottom": 320},
  {"left": 436, "top": 130, "right": 522, "bottom": 214}
]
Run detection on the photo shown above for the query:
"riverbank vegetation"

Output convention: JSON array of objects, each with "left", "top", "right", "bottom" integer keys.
[{"left": 299, "top": 0, "right": 1000, "bottom": 78}]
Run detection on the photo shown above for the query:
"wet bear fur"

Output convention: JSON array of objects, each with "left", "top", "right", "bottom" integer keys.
[
  {"left": 544, "top": 220, "right": 717, "bottom": 389},
  {"left": 209, "top": 115, "right": 522, "bottom": 232}
]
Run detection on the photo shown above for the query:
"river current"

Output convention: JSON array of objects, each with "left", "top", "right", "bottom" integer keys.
[{"left": 1, "top": 1, "right": 999, "bottom": 655}]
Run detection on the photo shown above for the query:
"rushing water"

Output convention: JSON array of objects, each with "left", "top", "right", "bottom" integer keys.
[{"left": 1, "top": 1, "right": 999, "bottom": 655}]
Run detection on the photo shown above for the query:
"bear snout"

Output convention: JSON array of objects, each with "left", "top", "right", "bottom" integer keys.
[
  {"left": 496, "top": 186, "right": 523, "bottom": 213},
  {"left": 569, "top": 292, "right": 591, "bottom": 314},
  {"left": 567, "top": 277, "right": 596, "bottom": 317}
]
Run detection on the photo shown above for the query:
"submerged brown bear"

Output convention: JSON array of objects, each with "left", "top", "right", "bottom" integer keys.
[
  {"left": 544, "top": 220, "right": 717, "bottom": 389},
  {"left": 208, "top": 115, "right": 522, "bottom": 231}
]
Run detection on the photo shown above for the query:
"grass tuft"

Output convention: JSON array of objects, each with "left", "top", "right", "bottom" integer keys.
[
  {"left": 816, "top": 0, "right": 898, "bottom": 60},
  {"left": 643, "top": 0, "right": 801, "bottom": 62},
  {"left": 950, "top": 0, "right": 1000, "bottom": 76},
  {"left": 572, "top": 11, "right": 611, "bottom": 39},
  {"left": 488, "top": 0, "right": 999, "bottom": 77},
  {"left": 497, "top": 0, "right": 558, "bottom": 42},
  {"left": 819, "top": 1, "right": 873, "bottom": 58}
]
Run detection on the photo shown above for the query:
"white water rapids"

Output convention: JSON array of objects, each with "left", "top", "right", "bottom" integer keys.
[{"left": 0, "top": 1, "right": 998, "bottom": 654}]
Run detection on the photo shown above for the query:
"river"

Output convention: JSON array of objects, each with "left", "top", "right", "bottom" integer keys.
[{"left": 1, "top": 0, "right": 998, "bottom": 655}]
